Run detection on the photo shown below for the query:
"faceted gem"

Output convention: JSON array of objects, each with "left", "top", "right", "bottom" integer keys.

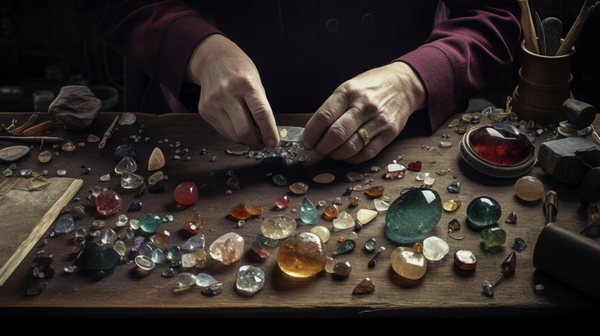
[
  {"left": 121, "top": 172, "right": 144, "bottom": 189},
  {"left": 407, "top": 161, "right": 422, "bottom": 171},
  {"left": 312, "top": 173, "right": 335, "bottom": 183},
  {"left": 209, "top": 232, "right": 244, "bottom": 265},
  {"left": 374, "top": 199, "right": 390, "bottom": 211},
  {"left": 385, "top": 188, "right": 443, "bottom": 244},
  {"left": 357, "top": 209, "right": 378, "bottom": 225},
  {"left": 226, "top": 174, "right": 240, "bottom": 189},
  {"left": 481, "top": 227, "right": 506, "bottom": 247},
  {"left": 514, "top": 176, "right": 544, "bottom": 201},
  {"left": 333, "top": 239, "right": 356, "bottom": 255},
  {"left": 353, "top": 278, "right": 375, "bottom": 294},
  {"left": 114, "top": 156, "right": 137, "bottom": 174},
  {"left": 275, "top": 196, "right": 289, "bottom": 209},
  {"left": 467, "top": 197, "right": 502, "bottom": 228},
  {"left": 324, "top": 205, "right": 339, "bottom": 219},
  {"left": 300, "top": 198, "right": 318, "bottom": 224},
  {"left": 139, "top": 213, "right": 162, "bottom": 233},
  {"left": 196, "top": 273, "right": 218, "bottom": 287},
  {"left": 422, "top": 236, "right": 449, "bottom": 261},
  {"left": 513, "top": 237, "right": 527, "bottom": 251},
  {"left": 135, "top": 255, "right": 155, "bottom": 270},
  {"left": 469, "top": 125, "right": 532, "bottom": 165},
  {"left": 333, "top": 261, "right": 352, "bottom": 277},
  {"left": 174, "top": 182, "right": 198, "bottom": 205},
  {"left": 364, "top": 237, "right": 377, "bottom": 251},
  {"left": 236, "top": 265, "right": 265, "bottom": 296},
  {"left": 182, "top": 234, "right": 205, "bottom": 251},
  {"left": 114, "top": 144, "right": 137, "bottom": 161},
  {"left": 289, "top": 182, "right": 308, "bottom": 195},
  {"left": 177, "top": 272, "right": 196, "bottom": 287},
  {"left": 333, "top": 211, "right": 354, "bottom": 229},
  {"left": 309, "top": 226, "right": 330, "bottom": 243},
  {"left": 272, "top": 174, "right": 287, "bottom": 186},
  {"left": 454, "top": 250, "right": 476, "bottom": 270},
  {"left": 148, "top": 147, "right": 165, "bottom": 171},
  {"left": 385, "top": 164, "right": 406, "bottom": 180},
  {"left": 95, "top": 189, "right": 122, "bottom": 216},
  {"left": 277, "top": 232, "right": 327, "bottom": 277},
  {"left": 390, "top": 246, "right": 427, "bottom": 280},
  {"left": 261, "top": 215, "right": 297, "bottom": 239},
  {"left": 54, "top": 213, "right": 75, "bottom": 233},
  {"left": 365, "top": 186, "right": 385, "bottom": 197},
  {"left": 447, "top": 181, "right": 461, "bottom": 193},
  {"left": 230, "top": 202, "right": 252, "bottom": 221},
  {"left": 442, "top": 200, "right": 461, "bottom": 212},
  {"left": 505, "top": 211, "right": 517, "bottom": 224},
  {"left": 252, "top": 234, "right": 278, "bottom": 258}
]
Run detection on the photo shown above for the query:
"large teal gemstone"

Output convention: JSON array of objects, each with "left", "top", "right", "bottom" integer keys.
[
  {"left": 466, "top": 197, "right": 501, "bottom": 228},
  {"left": 139, "top": 213, "right": 162, "bottom": 233},
  {"left": 385, "top": 188, "right": 442, "bottom": 244}
]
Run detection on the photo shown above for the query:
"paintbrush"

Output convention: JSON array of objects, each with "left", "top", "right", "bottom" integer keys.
[{"left": 556, "top": 0, "right": 599, "bottom": 56}]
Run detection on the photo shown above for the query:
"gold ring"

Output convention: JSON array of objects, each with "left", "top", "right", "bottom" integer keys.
[{"left": 357, "top": 128, "right": 370, "bottom": 146}]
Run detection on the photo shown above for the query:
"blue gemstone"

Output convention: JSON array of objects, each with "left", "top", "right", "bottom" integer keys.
[
  {"left": 466, "top": 196, "right": 501, "bottom": 228},
  {"left": 128, "top": 201, "right": 142, "bottom": 212},
  {"left": 114, "top": 144, "right": 137, "bottom": 162},
  {"left": 300, "top": 198, "right": 318, "bottom": 224},
  {"left": 55, "top": 213, "right": 75, "bottom": 233},
  {"left": 385, "top": 188, "right": 442, "bottom": 244}
]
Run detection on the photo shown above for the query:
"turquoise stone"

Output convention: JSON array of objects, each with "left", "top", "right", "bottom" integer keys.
[
  {"left": 139, "top": 213, "right": 162, "bottom": 233},
  {"left": 466, "top": 197, "right": 501, "bottom": 228},
  {"left": 385, "top": 188, "right": 442, "bottom": 244},
  {"left": 333, "top": 240, "right": 356, "bottom": 255},
  {"left": 480, "top": 227, "right": 506, "bottom": 247},
  {"left": 300, "top": 198, "right": 318, "bottom": 224}
]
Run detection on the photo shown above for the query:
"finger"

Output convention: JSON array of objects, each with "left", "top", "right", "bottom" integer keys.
[
  {"left": 343, "top": 135, "right": 388, "bottom": 164},
  {"left": 244, "top": 89, "right": 279, "bottom": 148},
  {"left": 302, "top": 91, "right": 349, "bottom": 151},
  {"left": 327, "top": 122, "right": 379, "bottom": 161},
  {"left": 201, "top": 107, "right": 242, "bottom": 144},
  {"left": 312, "top": 105, "right": 371, "bottom": 156},
  {"left": 222, "top": 97, "right": 265, "bottom": 149}
]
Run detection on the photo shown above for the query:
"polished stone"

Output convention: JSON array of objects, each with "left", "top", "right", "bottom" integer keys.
[
  {"left": 407, "top": 161, "right": 422, "bottom": 171},
  {"left": 313, "top": 173, "right": 335, "bottom": 183},
  {"left": 364, "top": 237, "right": 377, "bottom": 251},
  {"left": 374, "top": 199, "right": 390, "bottom": 211},
  {"left": 352, "top": 278, "right": 375, "bottom": 294},
  {"left": 261, "top": 214, "right": 297, "bottom": 239},
  {"left": 357, "top": 209, "right": 378, "bottom": 224},
  {"left": 467, "top": 197, "right": 502, "bottom": 228},
  {"left": 114, "top": 156, "right": 137, "bottom": 174},
  {"left": 55, "top": 213, "right": 75, "bottom": 233},
  {"left": 333, "top": 261, "right": 352, "bottom": 277},
  {"left": 442, "top": 200, "right": 461, "bottom": 212},
  {"left": 181, "top": 234, "right": 205, "bottom": 252},
  {"left": 114, "top": 144, "right": 137, "bottom": 161},
  {"left": 277, "top": 232, "right": 327, "bottom": 277},
  {"left": 513, "top": 237, "right": 527, "bottom": 251},
  {"left": 333, "top": 239, "right": 356, "bottom": 255},
  {"left": 275, "top": 196, "right": 289, "bottom": 209},
  {"left": 385, "top": 188, "right": 442, "bottom": 244},
  {"left": 174, "top": 182, "right": 198, "bottom": 205},
  {"left": 121, "top": 172, "right": 144, "bottom": 189},
  {"left": 365, "top": 186, "right": 385, "bottom": 197},
  {"left": 139, "top": 213, "right": 162, "bottom": 233},
  {"left": 333, "top": 211, "right": 355, "bottom": 229},
  {"left": 505, "top": 211, "right": 517, "bottom": 224},
  {"left": 481, "top": 227, "right": 506, "bottom": 247},
  {"left": 148, "top": 147, "right": 165, "bottom": 171},
  {"left": 447, "top": 181, "right": 461, "bottom": 193},
  {"left": 469, "top": 126, "right": 532, "bottom": 165},
  {"left": 230, "top": 202, "right": 252, "bottom": 220},
  {"left": 195, "top": 273, "right": 219, "bottom": 287},
  {"left": 289, "top": 182, "right": 308, "bottom": 195},
  {"left": 454, "top": 250, "right": 476, "bottom": 270},
  {"left": 236, "top": 265, "right": 265, "bottom": 296},
  {"left": 252, "top": 234, "right": 278, "bottom": 258},
  {"left": 177, "top": 272, "right": 196, "bottom": 287},
  {"left": 300, "top": 198, "right": 318, "bottom": 224},
  {"left": 514, "top": 176, "right": 544, "bottom": 201},
  {"left": 390, "top": 245, "right": 426, "bottom": 280},
  {"left": 324, "top": 205, "right": 339, "bottom": 219},
  {"left": 310, "top": 225, "right": 330, "bottom": 243},
  {"left": 209, "top": 232, "right": 244, "bottom": 265},
  {"left": 95, "top": 189, "right": 122, "bottom": 216},
  {"left": 422, "top": 236, "right": 449, "bottom": 261}
]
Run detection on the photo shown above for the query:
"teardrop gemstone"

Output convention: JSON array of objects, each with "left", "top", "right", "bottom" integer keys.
[{"left": 385, "top": 188, "right": 442, "bottom": 244}]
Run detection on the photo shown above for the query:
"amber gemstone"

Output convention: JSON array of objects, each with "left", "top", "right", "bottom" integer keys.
[
  {"left": 353, "top": 278, "right": 375, "bottom": 294},
  {"left": 289, "top": 182, "right": 309, "bottom": 195},
  {"left": 251, "top": 204, "right": 263, "bottom": 216},
  {"left": 277, "top": 232, "right": 327, "bottom": 277},
  {"left": 324, "top": 205, "right": 339, "bottom": 219},
  {"left": 365, "top": 186, "right": 385, "bottom": 197},
  {"left": 469, "top": 126, "right": 532, "bottom": 165},
  {"left": 230, "top": 202, "right": 252, "bottom": 220},
  {"left": 443, "top": 200, "right": 461, "bottom": 212},
  {"left": 514, "top": 176, "right": 544, "bottom": 201}
]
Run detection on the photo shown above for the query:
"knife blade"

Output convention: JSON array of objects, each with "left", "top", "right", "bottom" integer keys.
[
  {"left": 535, "top": 12, "right": 546, "bottom": 55},
  {"left": 277, "top": 126, "right": 304, "bottom": 142}
]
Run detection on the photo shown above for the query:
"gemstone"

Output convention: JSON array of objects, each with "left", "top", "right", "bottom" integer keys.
[
  {"left": 148, "top": 171, "right": 164, "bottom": 185},
  {"left": 482, "top": 280, "right": 494, "bottom": 296},
  {"left": 324, "top": 205, "right": 339, "bottom": 219},
  {"left": 135, "top": 255, "right": 155, "bottom": 270},
  {"left": 300, "top": 198, "right": 318, "bottom": 224},
  {"left": 357, "top": 209, "right": 378, "bottom": 225},
  {"left": 202, "top": 283, "right": 223, "bottom": 295},
  {"left": 121, "top": 172, "right": 144, "bottom": 189},
  {"left": 469, "top": 125, "right": 532, "bottom": 165},
  {"left": 236, "top": 265, "right": 265, "bottom": 296},
  {"left": 118, "top": 112, "right": 136, "bottom": 125},
  {"left": 229, "top": 202, "right": 251, "bottom": 221},
  {"left": 481, "top": 227, "right": 506, "bottom": 247},
  {"left": 114, "top": 144, "right": 137, "bottom": 161},
  {"left": 505, "top": 211, "right": 517, "bottom": 224},
  {"left": 99, "top": 174, "right": 110, "bottom": 182},
  {"left": 196, "top": 273, "right": 218, "bottom": 287},
  {"left": 226, "top": 174, "right": 240, "bottom": 189},
  {"left": 194, "top": 250, "right": 207, "bottom": 268},
  {"left": 78, "top": 242, "right": 121, "bottom": 271},
  {"left": 148, "top": 147, "right": 165, "bottom": 171},
  {"left": 182, "top": 234, "right": 205, "bottom": 252},
  {"left": 333, "top": 211, "right": 354, "bottom": 229},
  {"left": 312, "top": 173, "right": 335, "bottom": 183},
  {"left": 466, "top": 197, "right": 502, "bottom": 228},
  {"left": 423, "top": 176, "right": 435, "bottom": 186},
  {"left": 252, "top": 234, "right": 278, "bottom": 258},
  {"left": 209, "top": 232, "right": 244, "bottom": 265},
  {"left": 177, "top": 272, "right": 196, "bottom": 287},
  {"left": 275, "top": 196, "right": 289, "bottom": 209},
  {"left": 115, "top": 156, "right": 137, "bottom": 174},
  {"left": 364, "top": 237, "right": 377, "bottom": 251},
  {"left": 385, "top": 188, "right": 442, "bottom": 244},
  {"left": 422, "top": 236, "right": 449, "bottom": 261},
  {"left": 154, "top": 229, "right": 170, "bottom": 245},
  {"left": 272, "top": 174, "right": 287, "bottom": 186},
  {"left": 128, "top": 201, "right": 142, "bottom": 212},
  {"left": 309, "top": 226, "right": 330, "bottom": 243},
  {"left": 181, "top": 253, "right": 196, "bottom": 267},
  {"left": 38, "top": 150, "right": 52, "bottom": 163},
  {"left": 385, "top": 164, "right": 406, "bottom": 179},
  {"left": 407, "top": 161, "right": 422, "bottom": 171},
  {"left": 443, "top": 200, "right": 461, "bottom": 212},
  {"left": 261, "top": 214, "right": 297, "bottom": 239},
  {"left": 95, "top": 189, "right": 122, "bottom": 216},
  {"left": 333, "top": 261, "right": 352, "bottom": 277},
  {"left": 167, "top": 246, "right": 182, "bottom": 263},
  {"left": 151, "top": 248, "right": 165, "bottom": 264},
  {"left": 353, "top": 278, "right": 375, "bottom": 294},
  {"left": 139, "top": 213, "right": 162, "bottom": 233},
  {"left": 440, "top": 140, "right": 452, "bottom": 148},
  {"left": 251, "top": 204, "right": 262, "bottom": 216},
  {"left": 390, "top": 246, "right": 426, "bottom": 280},
  {"left": 333, "top": 239, "right": 356, "bottom": 255},
  {"left": 454, "top": 250, "right": 476, "bottom": 270},
  {"left": 277, "top": 232, "right": 327, "bottom": 277},
  {"left": 513, "top": 237, "right": 527, "bottom": 251},
  {"left": 173, "top": 182, "right": 198, "bottom": 205},
  {"left": 514, "top": 176, "right": 544, "bottom": 201},
  {"left": 365, "top": 186, "right": 384, "bottom": 197},
  {"left": 374, "top": 199, "right": 390, "bottom": 211},
  {"left": 289, "top": 182, "right": 308, "bottom": 195},
  {"left": 447, "top": 181, "right": 461, "bottom": 193},
  {"left": 416, "top": 172, "right": 429, "bottom": 181},
  {"left": 115, "top": 214, "right": 128, "bottom": 227},
  {"left": 54, "top": 213, "right": 75, "bottom": 233},
  {"left": 61, "top": 141, "right": 76, "bottom": 151}
]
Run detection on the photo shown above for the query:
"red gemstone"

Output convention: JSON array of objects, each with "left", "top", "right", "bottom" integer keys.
[
  {"left": 407, "top": 161, "right": 422, "bottom": 171},
  {"left": 183, "top": 221, "right": 199, "bottom": 235},
  {"left": 275, "top": 196, "right": 289, "bottom": 209},
  {"left": 469, "top": 126, "right": 532, "bottom": 165},
  {"left": 174, "top": 182, "right": 198, "bottom": 205},
  {"left": 95, "top": 189, "right": 122, "bottom": 216},
  {"left": 225, "top": 190, "right": 232, "bottom": 195}
]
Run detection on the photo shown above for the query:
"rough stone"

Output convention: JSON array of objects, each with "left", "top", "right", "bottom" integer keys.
[
  {"left": 209, "top": 232, "right": 244, "bottom": 265},
  {"left": 538, "top": 137, "right": 600, "bottom": 185},
  {"left": 48, "top": 86, "right": 101, "bottom": 131}
]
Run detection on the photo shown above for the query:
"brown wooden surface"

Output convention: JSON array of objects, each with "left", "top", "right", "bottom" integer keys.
[{"left": 0, "top": 111, "right": 598, "bottom": 318}]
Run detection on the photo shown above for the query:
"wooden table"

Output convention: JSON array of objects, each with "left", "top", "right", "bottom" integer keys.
[{"left": 0, "top": 111, "right": 598, "bottom": 318}]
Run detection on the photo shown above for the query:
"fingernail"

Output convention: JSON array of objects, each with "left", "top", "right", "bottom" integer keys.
[{"left": 267, "top": 138, "right": 278, "bottom": 148}]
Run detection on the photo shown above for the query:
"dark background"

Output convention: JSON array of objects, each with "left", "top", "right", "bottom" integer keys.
[{"left": 0, "top": 0, "right": 598, "bottom": 114}]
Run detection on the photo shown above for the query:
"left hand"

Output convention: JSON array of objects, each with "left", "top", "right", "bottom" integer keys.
[{"left": 302, "top": 61, "right": 427, "bottom": 164}]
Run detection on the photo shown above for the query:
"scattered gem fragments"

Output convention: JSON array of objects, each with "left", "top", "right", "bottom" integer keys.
[
  {"left": 357, "top": 209, "right": 378, "bottom": 225},
  {"left": 422, "top": 236, "right": 449, "bottom": 261},
  {"left": 209, "top": 232, "right": 245, "bottom": 265},
  {"left": 466, "top": 196, "right": 501, "bottom": 228},
  {"left": 505, "top": 211, "right": 517, "bottom": 224},
  {"left": 385, "top": 188, "right": 442, "bottom": 244},
  {"left": 442, "top": 200, "right": 461, "bottom": 212},
  {"left": 407, "top": 161, "right": 422, "bottom": 171},
  {"left": 95, "top": 189, "right": 122, "bottom": 216},
  {"left": 333, "top": 211, "right": 354, "bottom": 229},
  {"left": 114, "top": 143, "right": 137, "bottom": 161},
  {"left": 300, "top": 198, "right": 318, "bottom": 224},
  {"left": 277, "top": 232, "right": 327, "bottom": 277},
  {"left": 514, "top": 176, "right": 544, "bottom": 202},
  {"left": 312, "top": 173, "right": 335, "bottom": 183},
  {"left": 513, "top": 237, "right": 527, "bottom": 251},
  {"left": 54, "top": 213, "right": 75, "bottom": 233},
  {"left": 289, "top": 182, "right": 308, "bottom": 195},
  {"left": 139, "top": 213, "right": 162, "bottom": 233},
  {"left": 114, "top": 156, "right": 137, "bottom": 174},
  {"left": 333, "top": 261, "right": 352, "bottom": 277},
  {"left": 252, "top": 234, "right": 278, "bottom": 258},
  {"left": 148, "top": 147, "right": 165, "bottom": 171},
  {"left": 236, "top": 265, "right": 265, "bottom": 296},
  {"left": 385, "top": 163, "right": 406, "bottom": 179},
  {"left": 275, "top": 196, "right": 290, "bottom": 209},
  {"left": 481, "top": 227, "right": 506, "bottom": 248},
  {"left": 447, "top": 181, "right": 461, "bottom": 193},
  {"left": 310, "top": 226, "right": 330, "bottom": 243},
  {"left": 174, "top": 182, "right": 198, "bottom": 205},
  {"left": 365, "top": 185, "right": 385, "bottom": 197},
  {"left": 261, "top": 214, "right": 297, "bottom": 239},
  {"left": 454, "top": 250, "right": 476, "bottom": 271},
  {"left": 391, "top": 243, "right": 427, "bottom": 280},
  {"left": 447, "top": 218, "right": 464, "bottom": 240},
  {"left": 352, "top": 278, "right": 375, "bottom": 294},
  {"left": 333, "top": 239, "right": 356, "bottom": 255}
]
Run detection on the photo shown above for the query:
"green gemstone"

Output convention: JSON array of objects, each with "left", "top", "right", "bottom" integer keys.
[
  {"left": 482, "top": 280, "right": 494, "bottom": 296},
  {"left": 466, "top": 196, "right": 501, "bottom": 228},
  {"left": 480, "top": 227, "right": 506, "bottom": 247},
  {"left": 385, "top": 188, "right": 442, "bottom": 244},
  {"left": 139, "top": 213, "right": 162, "bottom": 233},
  {"left": 333, "top": 240, "right": 356, "bottom": 255}
]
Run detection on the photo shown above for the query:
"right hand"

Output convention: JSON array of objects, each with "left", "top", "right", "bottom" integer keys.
[{"left": 187, "top": 34, "right": 279, "bottom": 149}]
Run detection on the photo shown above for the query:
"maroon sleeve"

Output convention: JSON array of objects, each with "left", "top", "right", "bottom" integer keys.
[
  {"left": 397, "top": 1, "right": 522, "bottom": 132},
  {"left": 79, "top": 0, "right": 222, "bottom": 103}
]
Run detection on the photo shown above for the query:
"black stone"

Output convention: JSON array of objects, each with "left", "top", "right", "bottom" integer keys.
[
  {"left": 148, "top": 179, "right": 167, "bottom": 193},
  {"left": 77, "top": 242, "right": 121, "bottom": 271},
  {"left": 114, "top": 144, "right": 137, "bottom": 162},
  {"left": 128, "top": 201, "right": 143, "bottom": 212}
]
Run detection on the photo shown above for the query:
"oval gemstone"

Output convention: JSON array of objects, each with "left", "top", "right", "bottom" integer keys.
[
  {"left": 277, "top": 232, "right": 327, "bottom": 277},
  {"left": 469, "top": 126, "right": 532, "bottom": 165},
  {"left": 466, "top": 197, "right": 502, "bottom": 228},
  {"left": 390, "top": 246, "right": 427, "bottom": 280},
  {"left": 95, "top": 189, "right": 122, "bottom": 216},
  {"left": 139, "top": 213, "right": 162, "bottom": 233},
  {"left": 514, "top": 176, "right": 544, "bottom": 201},
  {"left": 385, "top": 188, "right": 442, "bottom": 244},
  {"left": 174, "top": 182, "right": 198, "bottom": 205}
]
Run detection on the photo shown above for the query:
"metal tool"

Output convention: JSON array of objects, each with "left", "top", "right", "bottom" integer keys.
[
  {"left": 0, "top": 135, "right": 64, "bottom": 143},
  {"left": 542, "top": 17, "right": 563, "bottom": 56},
  {"left": 534, "top": 12, "right": 546, "bottom": 55},
  {"left": 277, "top": 126, "right": 304, "bottom": 142}
]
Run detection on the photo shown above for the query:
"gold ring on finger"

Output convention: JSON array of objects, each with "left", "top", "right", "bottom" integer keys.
[{"left": 357, "top": 128, "right": 370, "bottom": 146}]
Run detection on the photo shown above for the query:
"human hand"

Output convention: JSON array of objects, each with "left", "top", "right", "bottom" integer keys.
[
  {"left": 187, "top": 34, "right": 279, "bottom": 149},
  {"left": 301, "top": 62, "right": 427, "bottom": 164}
]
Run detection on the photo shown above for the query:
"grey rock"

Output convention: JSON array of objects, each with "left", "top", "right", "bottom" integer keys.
[
  {"left": 49, "top": 86, "right": 101, "bottom": 131},
  {"left": 538, "top": 137, "right": 600, "bottom": 185}
]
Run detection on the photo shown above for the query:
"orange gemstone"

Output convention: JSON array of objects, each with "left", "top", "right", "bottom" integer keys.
[
  {"left": 230, "top": 202, "right": 252, "bottom": 220},
  {"left": 349, "top": 196, "right": 359, "bottom": 206},
  {"left": 324, "top": 205, "right": 339, "bottom": 219},
  {"left": 251, "top": 204, "right": 263, "bottom": 216},
  {"left": 365, "top": 186, "right": 385, "bottom": 197},
  {"left": 338, "top": 237, "right": 345, "bottom": 243}
]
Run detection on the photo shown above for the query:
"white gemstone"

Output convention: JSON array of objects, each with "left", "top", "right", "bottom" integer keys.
[
  {"left": 129, "top": 219, "right": 140, "bottom": 230},
  {"left": 424, "top": 176, "right": 435, "bottom": 186},
  {"left": 325, "top": 257, "right": 336, "bottom": 273},
  {"left": 387, "top": 163, "right": 405, "bottom": 172},
  {"left": 422, "top": 236, "right": 450, "bottom": 261},
  {"left": 181, "top": 253, "right": 196, "bottom": 268},
  {"left": 181, "top": 234, "right": 205, "bottom": 251},
  {"left": 415, "top": 172, "right": 430, "bottom": 180},
  {"left": 101, "top": 228, "right": 117, "bottom": 245},
  {"left": 177, "top": 272, "right": 196, "bottom": 287},
  {"left": 310, "top": 226, "right": 330, "bottom": 243},
  {"left": 236, "top": 265, "right": 265, "bottom": 296},
  {"left": 195, "top": 273, "right": 219, "bottom": 287},
  {"left": 333, "top": 211, "right": 354, "bottom": 229},
  {"left": 374, "top": 199, "right": 390, "bottom": 211},
  {"left": 356, "top": 209, "right": 378, "bottom": 224},
  {"left": 113, "top": 240, "right": 127, "bottom": 256}
]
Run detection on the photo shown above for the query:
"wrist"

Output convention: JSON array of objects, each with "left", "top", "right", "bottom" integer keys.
[
  {"left": 186, "top": 33, "right": 229, "bottom": 85},
  {"left": 390, "top": 61, "right": 427, "bottom": 112}
]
